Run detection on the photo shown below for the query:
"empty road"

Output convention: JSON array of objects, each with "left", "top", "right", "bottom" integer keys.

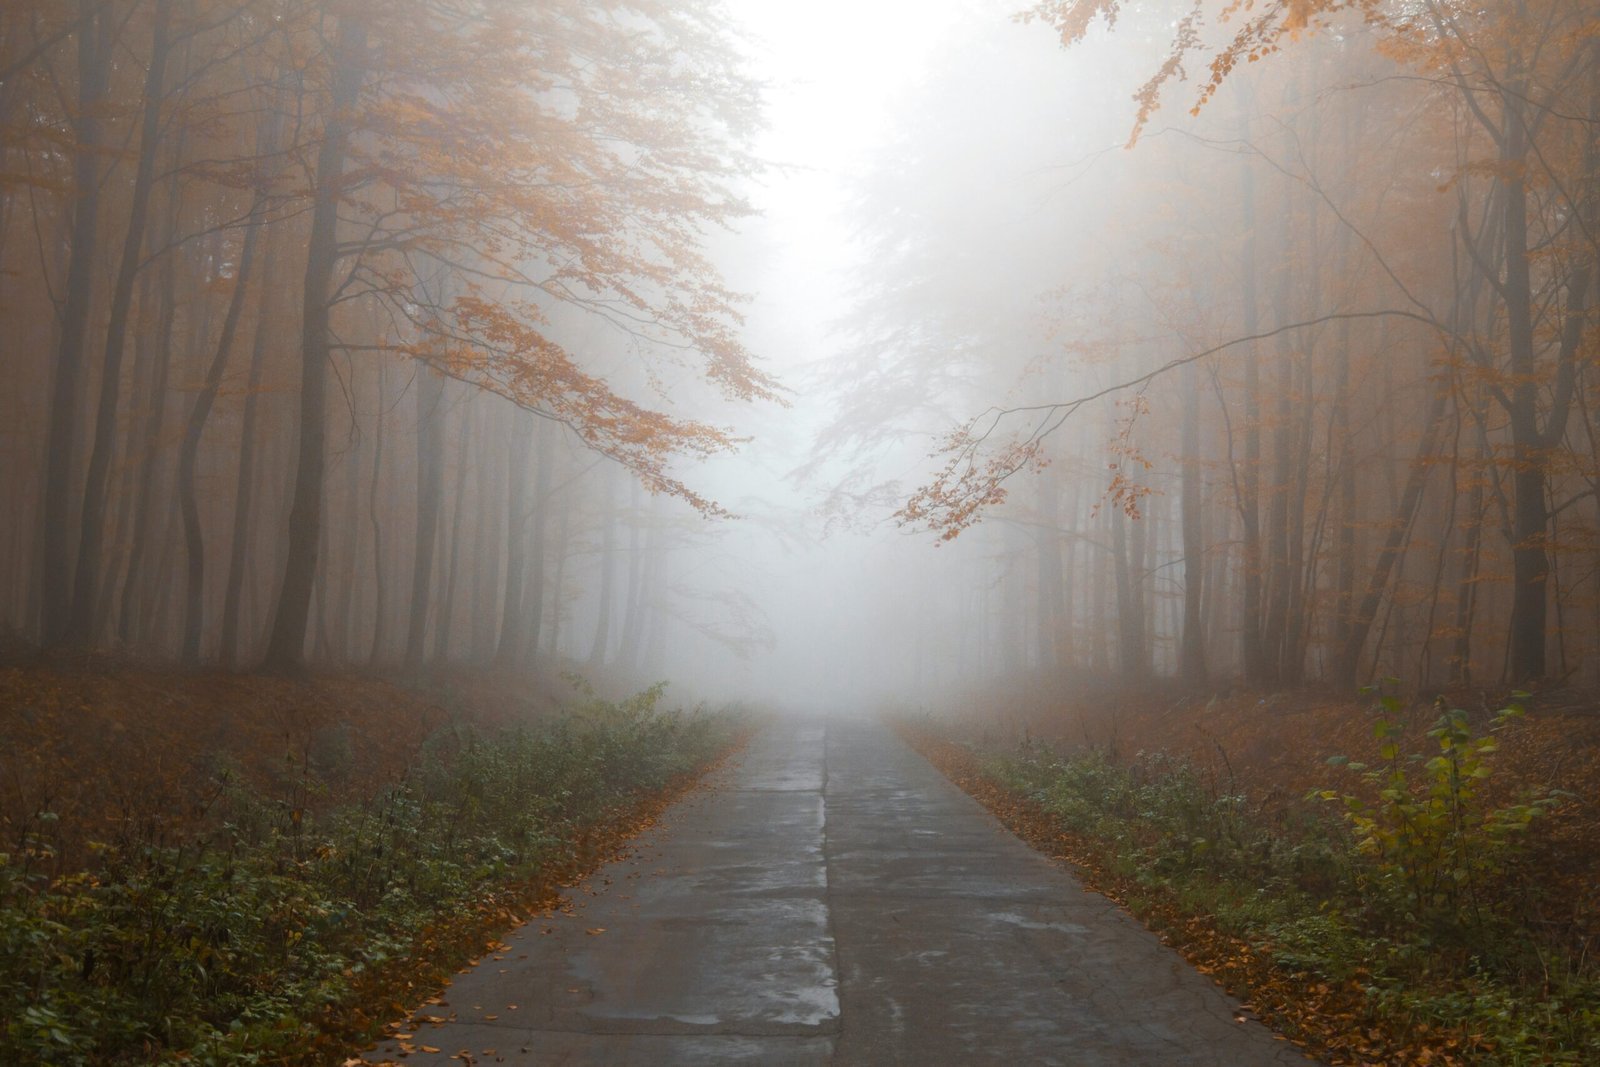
[{"left": 366, "top": 716, "right": 1316, "bottom": 1066}]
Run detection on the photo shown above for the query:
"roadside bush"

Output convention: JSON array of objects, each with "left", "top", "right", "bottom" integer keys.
[
  {"left": 0, "top": 689, "right": 738, "bottom": 1064},
  {"left": 1316, "top": 691, "right": 1564, "bottom": 939},
  {"left": 979, "top": 693, "right": 1595, "bottom": 1064}
]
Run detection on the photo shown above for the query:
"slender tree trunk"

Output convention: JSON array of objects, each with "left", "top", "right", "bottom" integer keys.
[
  {"left": 1333, "top": 329, "right": 1356, "bottom": 660},
  {"left": 520, "top": 421, "right": 552, "bottom": 665},
  {"left": 1036, "top": 469, "right": 1065, "bottom": 680},
  {"left": 336, "top": 418, "right": 361, "bottom": 660},
  {"left": 587, "top": 497, "right": 617, "bottom": 671},
  {"left": 546, "top": 492, "right": 570, "bottom": 658},
  {"left": 1112, "top": 502, "right": 1144, "bottom": 681},
  {"left": 1237, "top": 128, "right": 1267, "bottom": 684},
  {"left": 1061, "top": 472, "right": 1079, "bottom": 671},
  {"left": 1179, "top": 358, "right": 1206, "bottom": 683},
  {"left": 1452, "top": 434, "right": 1486, "bottom": 684},
  {"left": 434, "top": 399, "right": 472, "bottom": 661},
  {"left": 118, "top": 174, "right": 184, "bottom": 647},
  {"left": 1496, "top": 74, "right": 1596, "bottom": 683},
  {"left": 367, "top": 365, "right": 389, "bottom": 665},
  {"left": 1337, "top": 373, "right": 1452, "bottom": 683},
  {"left": 178, "top": 193, "right": 265, "bottom": 664},
  {"left": 1283, "top": 346, "right": 1316, "bottom": 684},
  {"left": 1260, "top": 170, "right": 1298, "bottom": 685},
  {"left": 219, "top": 234, "right": 279, "bottom": 668},
  {"left": 617, "top": 480, "right": 647, "bottom": 671},
  {"left": 1132, "top": 497, "right": 1150, "bottom": 677},
  {"left": 65, "top": 0, "right": 173, "bottom": 645},
  {"left": 403, "top": 366, "right": 445, "bottom": 668},
  {"left": 494, "top": 411, "right": 534, "bottom": 665},
  {"left": 468, "top": 419, "right": 504, "bottom": 662},
  {"left": 624, "top": 503, "right": 661, "bottom": 675},
  {"left": 312, "top": 513, "right": 334, "bottom": 661},
  {"left": 1090, "top": 501, "right": 1109, "bottom": 674},
  {"left": 262, "top": 13, "right": 367, "bottom": 670},
  {"left": 95, "top": 264, "right": 158, "bottom": 632},
  {"left": 1501, "top": 91, "right": 1548, "bottom": 683},
  {"left": 40, "top": 1, "right": 109, "bottom": 645}
]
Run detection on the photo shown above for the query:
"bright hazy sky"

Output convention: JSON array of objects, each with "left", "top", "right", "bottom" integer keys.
[{"left": 726, "top": 0, "right": 975, "bottom": 289}]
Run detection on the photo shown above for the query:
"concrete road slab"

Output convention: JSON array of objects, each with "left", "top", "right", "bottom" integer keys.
[{"left": 365, "top": 716, "right": 1317, "bottom": 1066}]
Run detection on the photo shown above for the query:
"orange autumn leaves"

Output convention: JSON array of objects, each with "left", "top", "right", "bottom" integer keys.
[{"left": 314, "top": 0, "right": 780, "bottom": 513}]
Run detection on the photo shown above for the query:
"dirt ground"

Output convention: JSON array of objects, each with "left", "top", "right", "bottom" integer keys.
[
  {"left": 935, "top": 681, "right": 1600, "bottom": 943},
  {"left": 0, "top": 655, "right": 574, "bottom": 877}
]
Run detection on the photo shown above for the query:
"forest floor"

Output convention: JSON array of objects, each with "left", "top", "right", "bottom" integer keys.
[
  {"left": 930, "top": 681, "right": 1600, "bottom": 930},
  {"left": 0, "top": 651, "right": 744, "bottom": 1063},
  {"left": 901, "top": 682, "right": 1600, "bottom": 1065},
  {"left": 0, "top": 653, "right": 575, "bottom": 877}
]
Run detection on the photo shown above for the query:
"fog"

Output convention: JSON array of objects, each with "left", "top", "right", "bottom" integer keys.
[{"left": 3, "top": 0, "right": 1597, "bottom": 707}]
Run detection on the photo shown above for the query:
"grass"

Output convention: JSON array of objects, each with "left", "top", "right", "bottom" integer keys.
[
  {"left": 902, "top": 694, "right": 1600, "bottom": 1066},
  {"left": 0, "top": 678, "right": 742, "bottom": 1065}
]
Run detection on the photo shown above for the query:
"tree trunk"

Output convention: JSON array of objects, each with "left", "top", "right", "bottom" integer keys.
[
  {"left": 178, "top": 188, "right": 265, "bottom": 664},
  {"left": 262, "top": 12, "right": 367, "bottom": 671},
  {"left": 403, "top": 366, "right": 445, "bottom": 668},
  {"left": 433, "top": 398, "right": 472, "bottom": 661},
  {"left": 1337, "top": 372, "right": 1451, "bottom": 684},
  {"left": 495, "top": 411, "right": 535, "bottom": 665},
  {"left": 219, "top": 233, "right": 280, "bottom": 667},
  {"left": 1112, "top": 502, "right": 1144, "bottom": 681},
  {"left": 1495, "top": 74, "right": 1595, "bottom": 683},
  {"left": 367, "top": 365, "right": 391, "bottom": 665},
  {"left": 546, "top": 491, "right": 571, "bottom": 658},
  {"left": 1036, "top": 469, "right": 1065, "bottom": 680},
  {"left": 617, "top": 480, "right": 648, "bottom": 671},
  {"left": 1500, "top": 89, "right": 1548, "bottom": 683},
  {"left": 65, "top": 0, "right": 173, "bottom": 645},
  {"left": 520, "top": 421, "right": 552, "bottom": 665},
  {"left": 587, "top": 482, "right": 618, "bottom": 671},
  {"left": 1179, "top": 357, "right": 1206, "bottom": 683},
  {"left": 40, "top": 0, "right": 110, "bottom": 645},
  {"left": 1236, "top": 126, "right": 1267, "bottom": 684}
]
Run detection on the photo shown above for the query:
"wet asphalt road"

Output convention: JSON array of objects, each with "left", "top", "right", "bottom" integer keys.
[{"left": 366, "top": 716, "right": 1317, "bottom": 1066}]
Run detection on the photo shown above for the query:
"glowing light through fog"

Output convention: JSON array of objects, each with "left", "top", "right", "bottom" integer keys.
[{"left": 727, "top": 0, "right": 971, "bottom": 260}]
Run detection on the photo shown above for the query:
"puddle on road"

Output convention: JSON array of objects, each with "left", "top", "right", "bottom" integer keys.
[{"left": 987, "top": 911, "right": 1090, "bottom": 934}]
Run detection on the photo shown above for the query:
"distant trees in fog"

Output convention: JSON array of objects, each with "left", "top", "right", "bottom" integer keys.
[{"left": 840, "top": 0, "right": 1599, "bottom": 690}]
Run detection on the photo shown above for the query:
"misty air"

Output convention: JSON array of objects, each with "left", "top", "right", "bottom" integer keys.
[{"left": 2, "top": 0, "right": 1597, "bottom": 1062}]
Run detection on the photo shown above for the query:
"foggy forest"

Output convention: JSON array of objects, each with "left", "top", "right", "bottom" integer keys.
[{"left": 4, "top": 0, "right": 1600, "bottom": 1062}]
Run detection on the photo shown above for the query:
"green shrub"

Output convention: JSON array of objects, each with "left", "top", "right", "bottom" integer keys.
[
  {"left": 1316, "top": 690, "right": 1565, "bottom": 936},
  {"left": 975, "top": 691, "right": 1593, "bottom": 1064},
  {"left": 0, "top": 688, "right": 738, "bottom": 1064}
]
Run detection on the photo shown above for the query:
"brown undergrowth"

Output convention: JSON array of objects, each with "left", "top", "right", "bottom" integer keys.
[
  {"left": 354, "top": 726, "right": 751, "bottom": 1064},
  {"left": 1, "top": 658, "right": 569, "bottom": 878},
  {"left": 898, "top": 722, "right": 1364, "bottom": 1063},
  {"left": 0, "top": 655, "right": 748, "bottom": 1063},
  {"left": 955, "top": 685, "right": 1600, "bottom": 946},
  {"left": 898, "top": 685, "right": 1600, "bottom": 1066}
]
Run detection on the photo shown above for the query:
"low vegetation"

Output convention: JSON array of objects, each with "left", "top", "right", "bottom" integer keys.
[
  {"left": 905, "top": 688, "right": 1598, "bottom": 1066},
  {"left": 1, "top": 675, "right": 741, "bottom": 1065}
]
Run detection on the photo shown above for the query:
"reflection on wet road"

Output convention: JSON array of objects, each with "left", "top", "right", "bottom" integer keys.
[{"left": 366, "top": 717, "right": 1317, "bottom": 1065}]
